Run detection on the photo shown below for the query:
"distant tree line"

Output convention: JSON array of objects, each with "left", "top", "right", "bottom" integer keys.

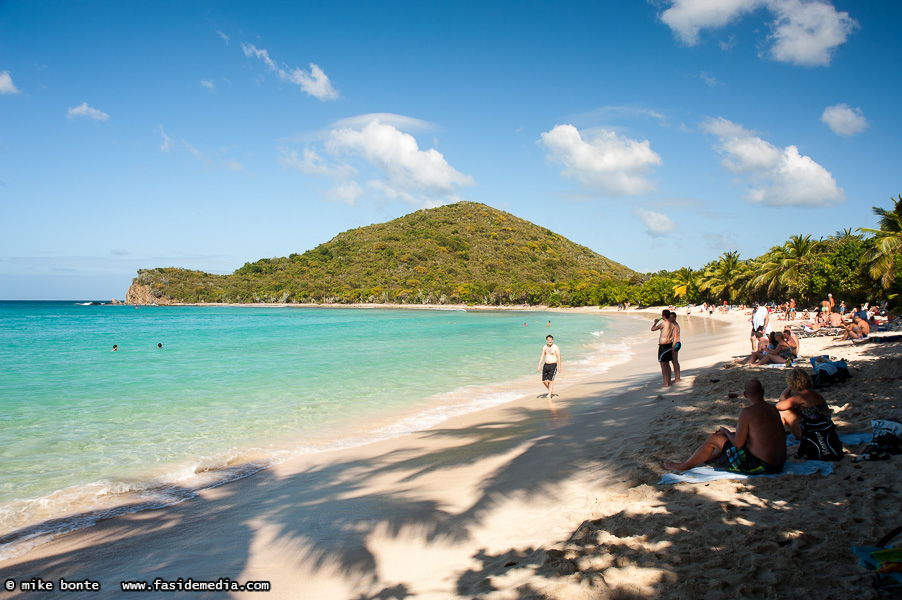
[{"left": 134, "top": 197, "right": 902, "bottom": 312}]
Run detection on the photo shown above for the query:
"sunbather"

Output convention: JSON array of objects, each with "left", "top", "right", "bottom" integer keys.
[
  {"left": 737, "top": 332, "right": 792, "bottom": 365},
  {"left": 776, "top": 368, "right": 832, "bottom": 440},
  {"left": 664, "top": 379, "right": 786, "bottom": 474},
  {"left": 837, "top": 315, "right": 870, "bottom": 341}
]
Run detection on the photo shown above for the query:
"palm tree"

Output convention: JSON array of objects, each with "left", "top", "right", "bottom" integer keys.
[
  {"left": 747, "top": 234, "right": 819, "bottom": 300},
  {"left": 781, "top": 234, "right": 819, "bottom": 289},
  {"left": 700, "top": 251, "right": 748, "bottom": 303},
  {"left": 672, "top": 267, "right": 697, "bottom": 301},
  {"left": 829, "top": 228, "right": 855, "bottom": 242},
  {"left": 749, "top": 245, "right": 787, "bottom": 298},
  {"left": 859, "top": 195, "right": 902, "bottom": 289}
]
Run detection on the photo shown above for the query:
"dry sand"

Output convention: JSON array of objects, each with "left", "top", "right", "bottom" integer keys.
[{"left": 0, "top": 308, "right": 900, "bottom": 599}]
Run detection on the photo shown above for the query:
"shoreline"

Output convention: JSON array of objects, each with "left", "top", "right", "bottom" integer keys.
[
  {"left": 0, "top": 310, "right": 739, "bottom": 590},
  {"left": 0, "top": 308, "right": 650, "bottom": 562},
  {"left": 2, "top": 309, "right": 898, "bottom": 598}
]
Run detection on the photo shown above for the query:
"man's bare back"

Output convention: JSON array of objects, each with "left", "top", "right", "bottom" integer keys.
[{"left": 736, "top": 401, "right": 787, "bottom": 467}]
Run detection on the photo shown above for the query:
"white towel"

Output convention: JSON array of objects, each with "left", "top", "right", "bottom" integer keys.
[{"left": 658, "top": 460, "right": 835, "bottom": 484}]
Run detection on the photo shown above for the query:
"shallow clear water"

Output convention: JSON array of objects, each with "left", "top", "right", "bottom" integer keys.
[{"left": 0, "top": 301, "right": 647, "bottom": 555}]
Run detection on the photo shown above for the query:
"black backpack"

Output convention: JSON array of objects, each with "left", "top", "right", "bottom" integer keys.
[{"left": 796, "top": 416, "right": 844, "bottom": 461}]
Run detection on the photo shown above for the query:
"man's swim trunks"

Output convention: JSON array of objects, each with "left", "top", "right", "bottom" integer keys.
[
  {"left": 658, "top": 343, "right": 673, "bottom": 363},
  {"left": 542, "top": 362, "right": 558, "bottom": 381},
  {"left": 717, "top": 441, "right": 782, "bottom": 475}
]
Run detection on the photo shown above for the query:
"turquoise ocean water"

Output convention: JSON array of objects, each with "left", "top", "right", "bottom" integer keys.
[{"left": 0, "top": 301, "right": 647, "bottom": 558}]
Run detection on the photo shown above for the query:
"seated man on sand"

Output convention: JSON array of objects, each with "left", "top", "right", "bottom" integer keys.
[
  {"left": 782, "top": 327, "right": 800, "bottom": 357},
  {"left": 665, "top": 379, "right": 786, "bottom": 474},
  {"left": 837, "top": 315, "right": 870, "bottom": 341},
  {"left": 827, "top": 309, "right": 843, "bottom": 328}
]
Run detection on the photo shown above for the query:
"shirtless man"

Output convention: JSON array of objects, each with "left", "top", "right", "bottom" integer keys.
[
  {"left": 537, "top": 335, "right": 562, "bottom": 398},
  {"left": 782, "top": 326, "right": 799, "bottom": 357},
  {"left": 827, "top": 308, "right": 843, "bottom": 328},
  {"left": 651, "top": 310, "right": 674, "bottom": 387},
  {"left": 668, "top": 311, "right": 682, "bottom": 383},
  {"left": 837, "top": 315, "right": 870, "bottom": 341},
  {"left": 664, "top": 379, "right": 786, "bottom": 474}
]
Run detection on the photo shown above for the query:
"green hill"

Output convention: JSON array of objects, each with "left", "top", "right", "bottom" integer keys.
[{"left": 129, "top": 202, "right": 638, "bottom": 306}]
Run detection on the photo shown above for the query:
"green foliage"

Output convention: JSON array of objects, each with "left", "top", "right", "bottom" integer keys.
[
  {"left": 131, "top": 196, "right": 902, "bottom": 311},
  {"left": 133, "top": 202, "right": 638, "bottom": 306}
]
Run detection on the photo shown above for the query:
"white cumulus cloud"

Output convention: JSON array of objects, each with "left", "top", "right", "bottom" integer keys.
[
  {"left": 766, "top": 0, "right": 859, "bottom": 66},
  {"left": 661, "top": 0, "right": 761, "bottom": 46},
  {"left": 242, "top": 43, "right": 338, "bottom": 101},
  {"left": 660, "top": 0, "right": 858, "bottom": 67},
  {"left": 635, "top": 208, "right": 676, "bottom": 237},
  {"left": 538, "top": 124, "right": 661, "bottom": 196},
  {"left": 701, "top": 116, "right": 845, "bottom": 206},
  {"left": 200, "top": 79, "right": 216, "bottom": 92},
  {"left": 282, "top": 116, "right": 473, "bottom": 207},
  {"left": 0, "top": 71, "right": 20, "bottom": 94},
  {"left": 67, "top": 102, "right": 110, "bottom": 121},
  {"left": 821, "top": 103, "right": 868, "bottom": 136}
]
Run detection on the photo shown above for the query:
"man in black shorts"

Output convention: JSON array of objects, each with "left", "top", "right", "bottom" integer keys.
[
  {"left": 664, "top": 379, "right": 786, "bottom": 474},
  {"left": 537, "top": 335, "right": 562, "bottom": 398},
  {"left": 651, "top": 310, "right": 674, "bottom": 387}
]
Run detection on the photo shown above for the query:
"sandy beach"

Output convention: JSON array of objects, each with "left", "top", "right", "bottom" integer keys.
[{"left": 1, "top": 307, "right": 900, "bottom": 599}]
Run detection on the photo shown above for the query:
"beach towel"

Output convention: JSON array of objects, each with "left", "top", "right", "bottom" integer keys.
[{"left": 658, "top": 460, "right": 834, "bottom": 485}]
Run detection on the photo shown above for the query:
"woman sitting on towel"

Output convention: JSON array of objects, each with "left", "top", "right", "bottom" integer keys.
[
  {"left": 776, "top": 368, "right": 833, "bottom": 440},
  {"left": 738, "top": 332, "right": 793, "bottom": 366}
]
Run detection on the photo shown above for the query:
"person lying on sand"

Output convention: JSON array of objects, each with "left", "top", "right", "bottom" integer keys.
[{"left": 664, "top": 379, "right": 786, "bottom": 474}]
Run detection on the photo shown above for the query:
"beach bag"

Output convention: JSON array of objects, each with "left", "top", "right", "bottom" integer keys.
[
  {"left": 796, "top": 415, "right": 844, "bottom": 461},
  {"left": 855, "top": 420, "right": 902, "bottom": 461},
  {"left": 810, "top": 357, "right": 851, "bottom": 388}
]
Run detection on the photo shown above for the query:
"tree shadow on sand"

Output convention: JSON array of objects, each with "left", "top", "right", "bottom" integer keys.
[
  {"left": 0, "top": 370, "right": 665, "bottom": 598},
  {"left": 3, "top": 349, "right": 897, "bottom": 598},
  {"left": 452, "top": 352, "right": 902, "bottom": 599}
]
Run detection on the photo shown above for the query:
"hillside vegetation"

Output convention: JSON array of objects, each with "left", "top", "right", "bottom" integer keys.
[{"left": 132, "top": 202, "right": 638, "bottom": 306}]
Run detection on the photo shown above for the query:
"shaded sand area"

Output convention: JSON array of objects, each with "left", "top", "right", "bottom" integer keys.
[{"left": 1, "top": 310, "right": 900, "bottom": 599}]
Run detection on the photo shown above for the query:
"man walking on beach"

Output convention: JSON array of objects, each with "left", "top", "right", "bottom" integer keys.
[
  {"left": 538, "top": 335, "right": 562, "bottom": 398},
  {"left": 664, "top": 379, "right": 786, "bottom": 473},
  {"left": 652, "top": 310, "right": 674, "bottom": 387}
]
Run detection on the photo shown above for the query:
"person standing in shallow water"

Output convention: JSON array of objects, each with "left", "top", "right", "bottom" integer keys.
[{"left": 537, "top": 335, "right": 562, "bottom": 399}]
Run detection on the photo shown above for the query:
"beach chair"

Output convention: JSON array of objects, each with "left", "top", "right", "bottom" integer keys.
[{"left": 851, "top": 526, "right": 902, "bottom": 592}]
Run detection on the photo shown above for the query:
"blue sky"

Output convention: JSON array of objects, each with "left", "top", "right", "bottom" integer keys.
[{"left": 1, "top": 0, "right": 899, "bottom": 300}]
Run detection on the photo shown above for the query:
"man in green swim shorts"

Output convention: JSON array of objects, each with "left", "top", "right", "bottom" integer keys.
[{"left": 664, "top": 379, "right": 786, "bottom": 474}]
